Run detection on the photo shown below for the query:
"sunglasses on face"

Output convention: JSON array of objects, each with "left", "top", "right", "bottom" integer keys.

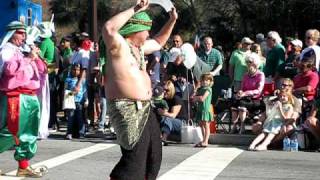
[
  {"left": 246, "top": 61, "right": 253, "bottom": 64},
  {"left": 15, "top": 31, "right": 26, "bottom": 35},
  {"left": 306, "top": 36, "right": 313, "bottom": 40},
  {"left": 281, "top": 83, "right": 291, "bottom": 88}
]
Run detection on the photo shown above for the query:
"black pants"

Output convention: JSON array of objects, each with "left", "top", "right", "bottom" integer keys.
[{"left": 110, "top": 111, "right": 162, "bottom": 180}]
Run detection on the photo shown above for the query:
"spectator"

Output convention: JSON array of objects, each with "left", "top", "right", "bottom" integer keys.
[
  {"left": 252, "top": 78, "right": 301, "bottom": 143},
  {"left": 305, "top": 98, "right": 320, "bottom": 143},
  {"left": 197, "top": 36, "right": 223, "bottom": 76},
  {"left": 230, "top": 53, "right": 265, "bottom": 134},
  {"left": 300, "top": 29, "right": 320, "bottom": 71},
  {"left": 158, "top": 80, "right": 188, "bottom": 146},
  {"left": 172, "top": 34, "right": 183, "bottom": 48},
  {"left": 147, "top": 50, "right": 161, "bottom": 88},
  {"left": 64, "top": 63, "right": 87, "bottom": 139},
  {"left": 278, "top": 39, "right": 302, "bottom": 79},
  {"left": 251, "top": 43, "right": 266, "bottom": 71},
  {"left": 256, "top": 33, "right": 268, "bottom": 57},
  {"left": 192, "top": 73, "right": 214, "bottom": 147},
  {"left": 264, "top": 31, "right": 285, "bottom": 83},
  {"left": 229, "top": 37, "right": 253, "bottom": 92},
  {"left": 293, "top": 53, "right": 319, "bottom": 101},
  {"left": 248, "top": 89, "right": 294, "bottom": 151}
]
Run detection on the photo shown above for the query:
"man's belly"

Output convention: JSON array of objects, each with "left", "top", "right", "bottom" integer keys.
[{"left": 105, "top": 74, "right": 152, "bottom": 101}]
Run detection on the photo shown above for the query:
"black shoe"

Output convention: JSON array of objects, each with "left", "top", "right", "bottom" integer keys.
[{"left": 162, "top": 140, "right": 169, "bottom": 146}]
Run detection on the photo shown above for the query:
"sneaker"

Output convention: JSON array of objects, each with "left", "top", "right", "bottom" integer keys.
[
  {"left": 97, "top": 128, "right": 104, "bottom": 133},
  {"left": 79, "top": 134, "right": 85, "bottom": 139},
  {"left": 110, "top": 127, "right": 115, "bottom": 134},
  {"left": 16, "top": 166, "right": 48, "bottom": 178},
  {"left": 48, "top": 128, "right": 57, "bottom": 133},
  {"left": 66, "top": 134, "right": 72, "bottom": 140}
]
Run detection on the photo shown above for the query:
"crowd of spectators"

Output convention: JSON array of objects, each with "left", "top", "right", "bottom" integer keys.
[{"left": 2, "top": 20, "right": 320, "bottom": 151}]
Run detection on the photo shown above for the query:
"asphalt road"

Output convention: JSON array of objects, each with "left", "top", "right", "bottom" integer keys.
[{"left": 1, "top": 132, "right": 320, "bottom": 180}]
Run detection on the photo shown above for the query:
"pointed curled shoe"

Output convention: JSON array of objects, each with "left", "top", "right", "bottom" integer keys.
[{"left": 16, "top": 165, "right": 48, "bottom": 178}]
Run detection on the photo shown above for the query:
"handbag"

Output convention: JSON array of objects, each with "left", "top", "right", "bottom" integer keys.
[
  {"left": 63, "top": 90, "right": 76, "bottom": 110},
  {"left": 181, "top": 120, "right": 203, "bottom": 144}
]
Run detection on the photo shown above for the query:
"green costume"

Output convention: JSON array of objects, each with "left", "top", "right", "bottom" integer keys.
[
  {"left": 195, "top": 86, "right": 213, "bottom": 122},
  {"left": 0, "top": 94, "right": 40, "bottom": 160},
  {"left": 40, "top": 38, "right": 55, "bottom": 64},
  {"left": 107, "top": 99, "right": 151, "bottom": 150}
]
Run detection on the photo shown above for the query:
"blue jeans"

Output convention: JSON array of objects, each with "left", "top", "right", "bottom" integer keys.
[
  {"left": 98, "top": 97, "right": 107, "bottom": 129},
  {"left": 160, "top": 116, "right": 184, "bottom": 135},
  {"left": 66, "top": 103, "right": 85, "bottom": 137}
]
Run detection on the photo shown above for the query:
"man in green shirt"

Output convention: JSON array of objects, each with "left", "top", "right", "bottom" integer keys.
[
  {"left": 229, "top": 37, "right": 253, "bottom": 92},
  {"left": 264, "top": 31, "right": 285, "bottom": 80},
  {"left": 197, "top": 36, "right": 223, "bottom": 76}
]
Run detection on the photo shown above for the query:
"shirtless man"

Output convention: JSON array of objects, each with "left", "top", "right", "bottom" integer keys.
[{"left": 102, "top": 0, "right": 177, "bottom": 179}]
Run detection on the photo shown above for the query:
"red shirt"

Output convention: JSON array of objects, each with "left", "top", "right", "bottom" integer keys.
[{"left": 293, "top": 70, "right": 319, "bottom": 101}]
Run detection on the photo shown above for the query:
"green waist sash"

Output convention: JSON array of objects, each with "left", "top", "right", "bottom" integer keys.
[{"left": 107, "top": 99, "right": 150, "bottom": 150}]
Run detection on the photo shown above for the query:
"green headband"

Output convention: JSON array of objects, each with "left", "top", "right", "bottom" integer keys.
[
  {"left": 119, "top": 11, "right": 152, "bottom": 36},
  {"left": 6, "top": 21, "right": 26, "bottom": 31}
]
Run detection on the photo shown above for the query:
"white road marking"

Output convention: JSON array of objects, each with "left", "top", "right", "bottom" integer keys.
[
  {"left": 0, "top": 143, "right": 116, "bottom": 180},
  {"left": 158, "top": 147, "right": 243, "bottom": 180}
]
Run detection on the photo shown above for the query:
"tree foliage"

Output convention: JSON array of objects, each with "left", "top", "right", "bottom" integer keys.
[{"left": 49, "top": 0, "right": 320, "bottom": 49}]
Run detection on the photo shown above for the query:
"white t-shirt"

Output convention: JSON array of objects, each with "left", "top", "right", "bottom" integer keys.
[
  {"left": 300, "top": 45, "right": 320, "bottom": 71},
  {"left": 71, "top": 48, "right": 90, "bottom": 69}
]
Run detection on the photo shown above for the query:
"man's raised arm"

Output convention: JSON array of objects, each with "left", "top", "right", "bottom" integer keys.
[{"left": 153, "top": 8, "right": 178, "bottom": 47}]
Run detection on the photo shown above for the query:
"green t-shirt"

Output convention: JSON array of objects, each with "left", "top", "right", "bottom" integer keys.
[
  {"left": 62, "top": 47, "right": 73, "bottom": 60},
  {"left": 229, "top": 49, "right": 247, "bottom": 81},
  {"left": 198, "top": 48, "right": 223, "bottom": 71},
  {"left": 40, "top": 38, "right": 55, "bottom": 64},
  {"left": 264, "top": 43, "right": 285, "bottom": 78}
]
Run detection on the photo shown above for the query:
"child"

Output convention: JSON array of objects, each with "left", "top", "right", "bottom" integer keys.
[
  {"left": 64, "top": 63, "right": 87, "bottom": 139},
  {"left": 152, "top": 85, "right": 169, "bottom": 110},
  {"left": 248, "top": 88, "right": 294, "bottom": 151},
  {"left": 193, "top": 73, "right": 214, "bottom": 147}
]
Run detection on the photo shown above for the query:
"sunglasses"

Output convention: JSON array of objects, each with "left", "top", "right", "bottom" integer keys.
[
  {"left": 306, "top": 36, "right": 313, "bottom": 40},
  {"left": 246, "top": 61, "right": 253, "bottom": 64},
  {"left": 15, "top": 30, "right": 26, "bottom": 35},
  {"left": 281, "top": 84, "right": 292, "bottom": 88},
  {"left": 164, "top": 88, "right": 169, "bottom": 92}
]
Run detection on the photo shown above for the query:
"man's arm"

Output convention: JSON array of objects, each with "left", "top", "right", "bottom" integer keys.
[
  {"left": 210, "top": 64, "right": 222, "bottom": 76},
  {"left": 143, "top": 8, "right": 178, "bottom": 55},
  {"left": 102, "top": 0, "right": 149, "bottom": 51}
]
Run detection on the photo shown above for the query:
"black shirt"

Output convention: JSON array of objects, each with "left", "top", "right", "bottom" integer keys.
[{"left": 166, "top": 95, "right": 188, "bottom": 120}]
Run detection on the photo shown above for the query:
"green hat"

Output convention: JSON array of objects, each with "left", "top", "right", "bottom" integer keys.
[
  {"left": 6, "top": 21, "right": 26, "bottom": 31},
  {"left": 119, "top": 11, "right": 152, "bottom": 36},
  {"left": 1, "top": 21, "right": 26, "bottom": 48}
]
